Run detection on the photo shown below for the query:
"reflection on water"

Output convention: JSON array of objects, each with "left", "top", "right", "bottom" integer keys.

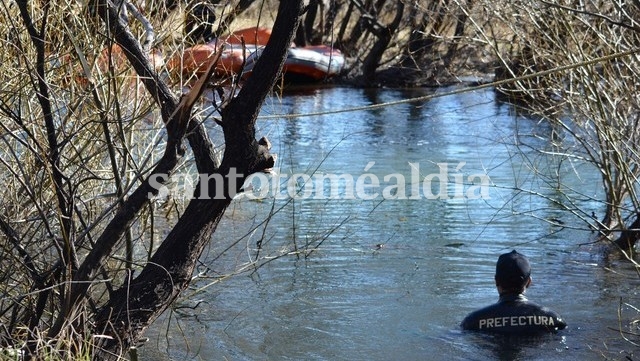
[
  {"left": 454, "top": 332, "right": 569, "bottom": 361},
  {"left": 141, "top": 87, "right": 639, "bottom": 361}
]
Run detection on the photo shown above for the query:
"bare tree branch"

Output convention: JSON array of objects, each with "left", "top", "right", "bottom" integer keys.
[{"left": 540, "top": 0, "right": 640, "bottom": 32}]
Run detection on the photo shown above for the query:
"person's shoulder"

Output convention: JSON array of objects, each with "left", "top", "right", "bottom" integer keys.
[
  {"left": 521, "top": 299, "right": 565, "bottom": 319},
  {"left": 461, "top": 303, "right": 501, "bottom": 330},
  {"left": 533, "top": 303, "right": 567, "bottom": 329}
]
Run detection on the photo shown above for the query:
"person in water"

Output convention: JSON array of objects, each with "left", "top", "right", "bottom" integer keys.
[{"left": 461, "top": 250, "right": 566, "bottom": 334}]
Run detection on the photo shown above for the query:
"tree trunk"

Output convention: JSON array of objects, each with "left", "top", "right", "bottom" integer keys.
[
  {"left": 361, "top": 0, "right": 404, "bottom": 82},
  {"left": 343, "top": 0, "right": 374, "bottom": 52},
  {"left": 614, "top": 214, "right": 640, "bottom": 254},
  {"left": 92, "top": 1, "right": 303, "bottom": 358},
  {"left": 443, "top": 0, "right": 472, "bottom": 62},
  {"left": 400, "top": 0, "right": 448, "bottom": 68}
]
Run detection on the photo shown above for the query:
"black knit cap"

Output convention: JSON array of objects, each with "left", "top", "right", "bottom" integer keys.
[{"left": 495, "top": 250, "right": 531, "bottom": 289}]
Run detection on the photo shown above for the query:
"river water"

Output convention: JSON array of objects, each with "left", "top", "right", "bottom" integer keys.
[{"left": 141, "top": 86, "right": 640, "bottom": 360}]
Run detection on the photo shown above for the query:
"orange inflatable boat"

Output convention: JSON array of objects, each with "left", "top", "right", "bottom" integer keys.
[
  {"left": 243, "top": 45, "right": 345, "bottom": 82},
  {"left": 169, "top": 27, "right": 346, "bottom": 83},
  {"left": 168, "top": 27, "right": 272, "bottom": 78}
]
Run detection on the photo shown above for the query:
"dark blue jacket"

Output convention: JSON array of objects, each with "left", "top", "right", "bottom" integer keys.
[{"left": 461, "top": 294, "right": 566, "bottom": 334}]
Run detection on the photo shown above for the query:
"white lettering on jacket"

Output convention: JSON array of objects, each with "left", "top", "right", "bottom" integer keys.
[{"left": 477, "top": 315, "right": 555, "bottom": 329}]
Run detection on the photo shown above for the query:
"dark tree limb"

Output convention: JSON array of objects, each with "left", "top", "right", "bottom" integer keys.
[
  {"left": 215, "top": 0, "right": 257, "bottom": 37},
  {"left": 15, "top": 0, "right": 75, "bottom": 268},
  {"left": 401, "top": 0, "right": 448, "bottom": 68},
  {"left": 443, "top": 0, "right": 473, "bottom": 62},
  {"left": 615, "top": 213, "right": 640, "bottom": 253},
  {"left": 92, "top": 1, "right": 302, "bottom": 358},
  {"left": 361, "top": 0, "right": 404, "bottom": 81},
  {"left": 14, "top": 4, "right": 79, "bottom": 352},
  {"left": 59, "top": 0, "right": 223, "bottom": 339},
  {"left": 88, "top": 0, "right": 178, "bottom": 121}
]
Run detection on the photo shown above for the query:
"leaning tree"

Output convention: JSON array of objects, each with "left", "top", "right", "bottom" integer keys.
[{"left": 0, "top": 0, "right": 304, "bottom": 359}]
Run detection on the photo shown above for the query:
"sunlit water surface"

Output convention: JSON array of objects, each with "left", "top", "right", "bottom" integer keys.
[{"left": 141, "top": 86, "right": 639, "bottom": 361}]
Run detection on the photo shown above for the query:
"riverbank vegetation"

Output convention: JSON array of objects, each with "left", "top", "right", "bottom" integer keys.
[{"left": 1, "top": 0, "right": 639, "bottom": 359}]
